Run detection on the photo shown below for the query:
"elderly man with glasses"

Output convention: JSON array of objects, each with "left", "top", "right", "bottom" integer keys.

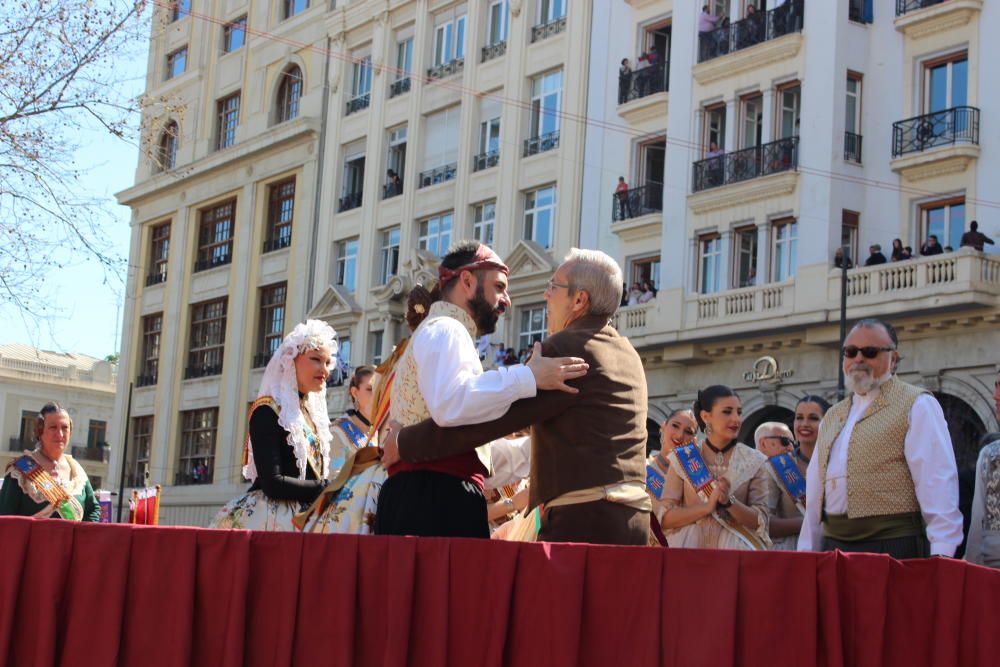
[
  {"left": 382, "top": 248, "right": 652, "bottom": 545},
  {"left": 798, "top": 318, "right": 962, "bottom": 558}
]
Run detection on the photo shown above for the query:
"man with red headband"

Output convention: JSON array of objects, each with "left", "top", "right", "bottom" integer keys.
[{"left": 374, "top": 241, "right": 589, "bottom": 538}]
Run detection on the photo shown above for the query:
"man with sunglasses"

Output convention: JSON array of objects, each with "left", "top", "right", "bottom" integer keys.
[
  {"left": 755, "top": 422, "right": 804, "bottom": 550},
  {"left": 798, "top": 318, "right": 962, "bottom": 558}
]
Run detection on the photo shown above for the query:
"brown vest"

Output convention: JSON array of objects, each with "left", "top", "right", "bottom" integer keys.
[{"left": 816, "top": 377, "right": 926, "bottom": 519}]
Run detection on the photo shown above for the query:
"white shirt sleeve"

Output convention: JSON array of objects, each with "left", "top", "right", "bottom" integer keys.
[
  {"left": 484, "top": 436, "right": 532, "bottom": 490},
  {"left": 905, "top": 394, "right": 963, "bottom": 557},
  {"left": 412, "top": 317, "right": 537, "bottom": 427},
  {"left": 797, "top": 448, "right": 823, "bottom": 551}
]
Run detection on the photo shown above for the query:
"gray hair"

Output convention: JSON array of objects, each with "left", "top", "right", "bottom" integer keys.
[
  {"left": 753, "top": 421, "right": 792, "bottom": 448},
  {"left": 562, "top": 248, "right": 624, "bottom": 319}
]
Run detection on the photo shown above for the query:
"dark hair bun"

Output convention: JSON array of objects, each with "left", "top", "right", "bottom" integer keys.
[
  {"left": 692, "top": 385, "right": 737, "bottom": 433},
  {"left": 406, "top": 285, "right": 435, "bottom": 331}
]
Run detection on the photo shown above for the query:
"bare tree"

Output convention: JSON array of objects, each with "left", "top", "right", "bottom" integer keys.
[{"left": 0, "top": 0, "right": 148, "bottom": 320}]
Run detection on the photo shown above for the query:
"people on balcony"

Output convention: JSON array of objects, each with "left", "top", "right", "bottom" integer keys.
[
  {"left": 864, "top": 244, "right": 887, "bottom": 267},
  {"left": 626, "top": 282, "right": 642, "bottom": 306},
  {"left": 921, "top": 234, "right": 944, "bottom": 256},
  {"left": 890, "top": 238, "right": 906, "bottom": 262},
  {"left": 960, "top": 220, "right": 995, "bottom": 252},
  {"left": 385, "top": 169, "right": 402, "bottom": 197},
  {"left": 614, "top": 176, "right": 632, "bottom": 219},
  {"left": 698, "top": 5, "right": 721, "bottom": 33},
  {"left": 637, "top": 281, "right": 656, "bottom": 304},
  {"left": 618, "top": 58, "right": 631, "bottom": 104},
  {"left": 833, "top": 247, "right": 853, "bottom": 269}
]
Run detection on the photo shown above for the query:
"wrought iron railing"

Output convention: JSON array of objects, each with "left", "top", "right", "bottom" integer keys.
[
  {"left": 896, "top": 0, "right": 947, "bottom": 16},
  {"left": 473, "top": 150, "right": 500, "bottom": 172},
  {"left": 145, "top": 270, "right": 167, "bottom": 287},
  {"left": 844, "top": 131, "right": 863, "bottom": 163},
  {"left": 523, "top": 130, "right": 560, "bottom": 157},
  {"left": 427, "top": 58, "right": 464, "bottom": 80},
  {"left": 136, "top": 372, "right": 157, "bottom": 387},
  {"left": 891, "top": 106, "right": 979, "bottom": 158},
  {"left": 8, "top": 437, "right": 31, "bottom": 452},
  {"left": 389, "top": 77, "right": 411, "bottom": 98},
  {"left": 338, "top": 191, "right": 363, "bottom": 212},
  {"left": 193, "top": 251, "right": 231, "bottom": 272},
  {"left": 71, "top": 445, "right": 110, "bottom": 462},
  {"left": 262, "top": 233, "right": 291, "bottom": 253},
  {"left": 345, "top": 93, "right": 370, "bottom": 115},
  {"left": 698, "top": 0, "right": 803, "bottom": 63},
  {"left": 184, "top": 364, "right": 222, "bottom": 379},
  {"left": 531, "top": 16, "right": 567, "bottom": 43},
  {"left": 252, "top": 352, "right": 270, "bottom": 369},
  {"left": 481, "top": 41, "right": 506, "bottom": 63},
  {"left": 692, "top": 136, "right": 799, "bottom": 192},
  {"left": 383, "top": 181, "right": 403, "bottom": 199},
  {"left": 611, "top": 183, "right": 664, "bottom": 222},
  {"left": 618, "top": 61, "right": 668, "bottom": 105},
  {"left": 418, "top": 163, "right": 457, "bottom": 188}
]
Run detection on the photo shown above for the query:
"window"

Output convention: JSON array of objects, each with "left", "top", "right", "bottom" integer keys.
[
  {"left": 139, "top": 313, "right": 162, "bottom": 386},
  {"left": 777, "top": 83, "right": 800, "bottom": 139},
  {"left": 177, "top": 408, "right": 217, "bottom": 486},
  {"left": 170, "top": 0, "right": 190, "bottom": 22},
  {"left": 166, "top": 47, "right": 187, "bottom": 80},
  {"left": 524, "top": 186, "right": 556, "bottom": 248},
  {"left": 264, "top": 178, "right": 295, "bottom": 251},
  {"left": 148, "top": 221, "right": 170, "bottom": 284},
  {"left": 772, "top": 218, "right": 798, "bottom": 281},
  {"left": 223, "top": 16, "right": 247, "bottom": 52},
  {"left": 282, "top": 0, "right": 309, "bottom": 20},
  {"left": 529, "top": 70, "right": 562, "bottom": 138},
  {"left": 421, "top": 107, "right": 460, "bottom": 179},
  {"left": 519, "top": 307, "right": 548, "bottom": 350},
  {"left": 186, "top": 298, "right": 227, "bottom": 378},
  {"left": 704, "top": 103, "right": 726, "bottom": 154},
  {"left": 256, "top": 283, "right": 287, "bottom": 367},
  {"left": 396, "top": 37, "right": 413, "bottom": 77},
  {"left": 336, "top": 238, "right": 359, "bottom": 292},
  {"left": 277, "top": 66, "right": 303, "bottom": 123},
  {"left": 127, "top": 416, "right": 153, "bottom": 488},
  {"left": 841, "top": 210, "right": 860, "bottom": 265},
  {"left": 196, "top": 200, "right": 235, "bottom": 270},
  {"left": 473, "top": 202, "right": 496, "bottom": 247},
  {"left": 921, "top": 197, "right": 965, "bottom": 249},
  {"left": 370, "top": 331, "right": 384, "bottom": 366},
  {"left": 379, "top": 227, "right": 401, "bottom": 284},
  {"left": 87, "top": 420, "right": 107, "bottom": 448},
  {"left": 925, "top": 52, "right": 967, "bottom": 113},
  {"left": 487, "top": 0, "right": 508, "bottom": 45},
  {"left": 477, "top": 95, "right": 502, "bottom": 169},
  {"left": 846, "top": 73, "right": 862, "bottom": 135},
  {"left": 699, "top": 234, "right": 722, "bottom": 294},
  {"left": 350, "top": 55, "right": 373, "bottom": 111},
  {"left": 433, "top": 10, "right": 467, "bottom": 66},
  {"left": 386, "top": 126, "right": 407, "bottom": 195},
  {"left": 156, "top": 121, "right": 178, "bottom": 172},
  {"left": 17, "top": 411, "right": 37, "bottom": 447},
  {"left": 733, "top": 226, "right": 758, "bottom": 288},
  {"left": 539, "top": 0, "right": 566, "bottom": 23},
  {"left": 418, "top": 213, "right": 454, "bottom": 257},
  {"left": 341, "top": 146, "right": 365, "bottom": 211},
  {"left": 740, "top": 94, "right": 763, "bottom": 149},
  {"left": 216, "top": 92, "right": 240, "bottom": 150},
  {"left": 630, "top": 255, "right": 661, "bottom": 290}
]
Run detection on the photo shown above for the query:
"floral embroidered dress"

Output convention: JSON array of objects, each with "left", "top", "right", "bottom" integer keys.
[
  {"left": 965, "top": 437, "right": 1000, "bottom": 568},
  {"left": 0, "top": 453, "right": 101, "bottom": 521},
  {"left": 662, "top": 442, "right": 778, "bottom": 550}
]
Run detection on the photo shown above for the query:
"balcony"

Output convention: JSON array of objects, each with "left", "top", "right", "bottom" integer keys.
[
  {"left": 892, "top": 106, "right": 979, "bottom": 157},
  {"left": 481, "top": 41, "right": 506, "bottom": 63},
  {"left": 531, "top": 16, "right": 566, "bottom": 43},
  {"left": 135, "top": 372, "right": 157, "bottom": 388},
  {"left": 473, "top": 150, "right": 500, "bottom": 172},
  {"left": 346, "top": 93, "right": 370, "bottom": 115},
  {"left": 523, "top": 130, "right": 560, "bottom": 157},
  {"left": 145, "top": 270, "right": 167, "bottom": 287},
  {"left": 896, "top": 0, "right": 947, "bottom": 16},
  {"left": 383, "top": 181, "right": 403, "bottom": 199},
  {"left": 184, "top": 364, "right": 222, "bottom": 379},
  {"left": 844, "top": 131, "right": 863, "bottom": 163},
  {"left": 71, "top": 445, "right": 110, "bottom": 463},
  {"left": 8, "top": 437, "right": 31, "bottom": 452},
  {"left": 427, "top": 59, "right": 464, "bottom": 81},
  {"left": 252, "top": 352, "right": 270, "bottom": 369},
  {"left": 894, "top": 0, "right": 982, "bottom": 36},
  {"left": 611, "top": 303, "right": 655, "bottom": 337},
  {"left": 389, "top": 77, "right": 411, "bottom": 98},
  {"left": 263, "top": 234, "right": 291, "bottom": 253},
  {"left": 618, "top": 61, "right": 668, "bottom": 105},
  {"left": 612, "top": 182, "right": 663, "bottom": 222},
  {"left": 698, "top": 0, "right": 803, "bottom": 63},
  {"left": 339, "top": 191, "right": 363, "bottom": 212},
  {"left": 193, "top": 251, "right": 231, "bottom": 272},
  {"left": 418, "top": 163, "right": 457, "bottom": 189},
  {"left": 692, "top": 137, "right": 798, "bottom": 193}
]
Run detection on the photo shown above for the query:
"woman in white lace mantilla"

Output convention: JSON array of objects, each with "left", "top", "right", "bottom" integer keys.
[
  {"left": 209, "top": 320, "right": 337, "bottom": 531},
  {"left": 659, "top": 385, "right": 778, "bottom": 550}
]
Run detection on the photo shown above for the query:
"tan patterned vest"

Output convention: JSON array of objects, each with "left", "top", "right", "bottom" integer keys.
[
  {"left": 389, "top": 301, "right": 491, "bottom": 469},
  {"left": 816, "top": 377, "right": 927, "bottom": 518}
]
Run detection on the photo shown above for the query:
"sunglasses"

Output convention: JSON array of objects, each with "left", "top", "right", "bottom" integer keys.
[
  {"left": 842, "top": 345, "right": 895, "bottom": 359},
  {"left": 765, "top": 436, "right": 796, "bottom": 447}
]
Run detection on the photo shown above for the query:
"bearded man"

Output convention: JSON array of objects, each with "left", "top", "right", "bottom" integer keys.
[
  {"left": 373, "top": 241, "right": 588, "bottom": 538},
  {"left": 798, "top": 318, "right": 962, "bottom": 558}
]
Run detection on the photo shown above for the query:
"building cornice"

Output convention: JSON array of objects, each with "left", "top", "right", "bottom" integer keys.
[
  {"left": 611, "top": 212, "right": 662, "bottom": 243},
  {"left": 894, "top": 0, "right": 982, "bottom": 39},
  {"left": 687, "top": 171, "right": 798, "bottom": 215},
  {"left": 692, "top": 34, "right": 803, "bottom": 86},
  {"left": 617, "top": 92, "right": 668, "bottom": 125},
  {"left": 890, "top": 145, "right": 979, "bottom": 181}
]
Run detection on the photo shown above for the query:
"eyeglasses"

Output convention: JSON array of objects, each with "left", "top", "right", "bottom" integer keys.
[
  {"left": 769, "top": 436, "right": 796, "bottom": 447},
  {"left": 546, "top": 280, "right": 571, "bottom": 291},
  {"left": 842, "top": 345, "right": 895, "bottom": 359}
]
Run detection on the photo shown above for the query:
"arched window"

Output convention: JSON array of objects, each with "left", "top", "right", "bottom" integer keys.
[
  {"left": 157, "top": 121, "right": 179, "bottom": 171},
  {"left": 276, "top": 66, "right": 303, "bottom": 123}
]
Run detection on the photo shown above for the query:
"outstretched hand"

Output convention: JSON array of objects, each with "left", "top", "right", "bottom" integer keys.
[{"left": 525, "top": 341, "right": 589, "bottom": 394}]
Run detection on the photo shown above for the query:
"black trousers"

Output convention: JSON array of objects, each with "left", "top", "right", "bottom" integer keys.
[
  {"left": 374, "top": 470, "right": 490, "bottom": 539},
  {"left": 821, "top": 534, "right": 931, "bottom": 559}
]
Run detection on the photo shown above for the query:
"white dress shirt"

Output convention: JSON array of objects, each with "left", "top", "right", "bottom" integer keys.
[
  {"left": 484, "top": 436, "right": 531, "bottom": 490},
  {"left": 798, "top": 381, "right": 963, "bottom": 556},
  {"left": 411, "top": 304, "right": 536, "bottom": 427}
]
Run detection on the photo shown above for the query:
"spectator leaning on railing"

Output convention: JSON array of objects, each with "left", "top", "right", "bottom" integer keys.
[
  {"left": 960, "top": 220, "right": 995, "bottom": 252},
  {"left": 864, "top": 244, "right": 887, "bottom": 267},
  {"left": 921, "top": 235, "right": 944, "bottom": 256}
]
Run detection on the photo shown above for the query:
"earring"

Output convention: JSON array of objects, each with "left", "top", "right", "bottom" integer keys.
[{"left": 706, "top": 423, "right": 713, "bottom": 436}]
